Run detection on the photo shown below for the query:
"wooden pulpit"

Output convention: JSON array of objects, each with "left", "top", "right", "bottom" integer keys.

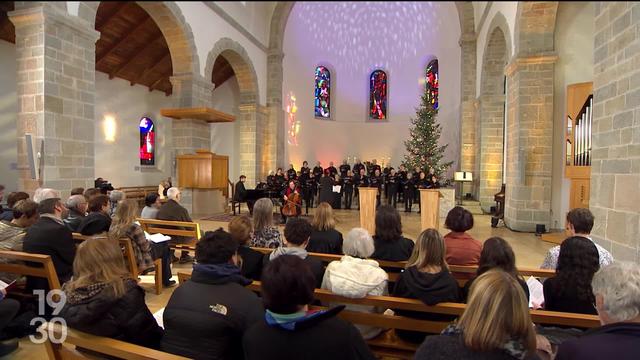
[
  {"left": 176, "top": 150, "right": 229, "bottom": 215},
  {"left": 358, "top": 188, "right": 378, "bottom": 235},
  {"left": 420, "top": 189, "right": 442, "bottom": 230}
]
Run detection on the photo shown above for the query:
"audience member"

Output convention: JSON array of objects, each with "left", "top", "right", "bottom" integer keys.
[
  {"left": 82, "top": 188, "right": 100, "bottom": 200},
  {"left": 392, "top": 228, "right": 460, "bottom": 342},
  {"left": 23, "top": 197, "right": 75, "bottom": 290},
  {"left": 140, "top": 193, "right": 161, "bottom": 219},
  {"left": 0, "top": 200, "right": 38, "bottom": 282},
  {"left": 250, "top": 198, "right": 282, "bottom": 248},
  {"left": 33, "top": 188, "right": 60, "bottom": 203},
  {"left": 77, "top": 194, "right": 112, "bottom": 236},
  {"left": 462, "top": 237, "right": 529, "bottom": 302},
  {"left": 416, "top": 270, "right": 537, "bottom": 360},
  {"left": 63, "top": 195, "right": 87, "bottom": 232},
  {"left": 0, "top": 192, "right": 29, "bottom": 221},
  {"left": 541, "top": 208, "right": 612, "bottom": 270},
  {"left": 0, "top": 185, "right": 4, "bottom": 206},
  {"left": 443, "top": 206, "right": 482, "bottom": 266},
  {"left": 108, "top": 190, "right": 125, "bottom": 217},
  {"left": 157, "top": 187, "right": 194, "bottom": 264},
  {"left": 307, "top": 202, "right": 343, "bottom": 255},
  {"left": 322, "top": 227, "right": 388, "bottom": 339},
  {"left": 70, "top": 187, "right": 84, "bottom": 196},
  {"left": 228, "top": 216, "right": 263, "bottom": 280},
  {"left": 59, "top": 237, "right": 163, "bottom": 348},
  {"left": 0, "top": 291, "right": 20, "bottom": 356},
  {"left": 556, "top": 261, "right": 640, "bottom": 360},
  {"left": 162, "top": 229, "right": 263, "bottom": 359},
  {"left": 371, "top": 205, "right": 414, "bottom": 262},
  {"left": 264, "top": 218, "right": 324, "bottom": 288},
  {"left": 543, "top": 236, "right": 599, "bottom": 315},
  {"left": 109, "top": 199, "right": 174, "bottom": 287},
  {"left": 243, "top": 255, "right": 375, "bottom": 360}
]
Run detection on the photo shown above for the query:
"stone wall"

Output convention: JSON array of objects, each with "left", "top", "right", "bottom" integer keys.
[{"left": 589, "top": 2, "right": 640, "bottom": 262}]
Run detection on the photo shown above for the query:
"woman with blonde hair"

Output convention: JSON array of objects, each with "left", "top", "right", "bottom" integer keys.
[
  {"left": 109, "top": 199, "right": 174, "bottom": 287},
  {"left": 250, "top": 197, "right": 282, "bottom": 248},
  {"left": 306, "top": 202, "right": 343, "bottom": 254},
  {"left": 392, "top": 228, "right": 460, "bottom": 343},
  {"left": 59, "top": 236, "right": 163, "bottom": 348},
  {"left": 416, "top": 269, "right": 537, "bottom": 359}
]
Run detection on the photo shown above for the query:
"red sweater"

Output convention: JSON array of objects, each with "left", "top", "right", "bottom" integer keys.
[{"left": 443, "top": 232, "right": 482, "bottom": 266}]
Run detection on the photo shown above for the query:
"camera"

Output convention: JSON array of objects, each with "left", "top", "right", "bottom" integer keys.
[{"left": 95, "top": 177, "right": 114, "bottom": 194}]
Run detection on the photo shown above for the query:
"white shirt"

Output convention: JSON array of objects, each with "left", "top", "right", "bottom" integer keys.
[{"left": 540, "top": 235, "right": 613, "bottom": 270}]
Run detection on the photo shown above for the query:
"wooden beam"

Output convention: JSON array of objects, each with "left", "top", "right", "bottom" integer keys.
[
  {"left": 108, "top": 31, "right": 163, "bottom": 80},
  {"left": 149, "top": 70, "right": 170, "bottom": 92},
  {"left": 96, "top": 17, "right": 152, "bottom": 66},
  {"left": 136, "top": 52, "right": 170, "bottom": 83},
  {"left": 95, "top": 2, "right": 129, "bottom": 31}
]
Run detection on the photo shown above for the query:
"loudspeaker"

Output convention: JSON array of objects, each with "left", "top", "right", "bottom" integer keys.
[
  {"left": 25, "top": 133, "right": 39, "bottom": 180},
  {"left": 535, "top": 224, "right": 546, "bottom": 236},
  {"left": 491, "top": 216, "right": 499, "bottom": 228}
]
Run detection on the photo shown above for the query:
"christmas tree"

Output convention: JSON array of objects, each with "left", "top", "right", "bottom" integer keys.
[{"left": 402, "top": 90, "right": 453, "bottom": 179}]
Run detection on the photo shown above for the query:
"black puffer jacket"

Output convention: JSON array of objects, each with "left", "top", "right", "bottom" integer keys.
[{"left": 59, "top": 278, "right": 163, "bottom": 349}]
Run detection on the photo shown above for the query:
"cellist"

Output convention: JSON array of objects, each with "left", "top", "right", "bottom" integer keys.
[{"left": 280, "top": 180, "right": 302, "bottom": 224}]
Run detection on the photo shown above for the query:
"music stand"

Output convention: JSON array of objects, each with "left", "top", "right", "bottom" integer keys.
[{"left": 453, "top": 171, "right": 473, "bottom": 205}]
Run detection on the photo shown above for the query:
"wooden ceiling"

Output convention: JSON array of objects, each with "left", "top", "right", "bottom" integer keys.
[
  {"left": 0, "top": 2, "right": 15, "bottom": 44},
  {"left": 95, "top": 2, "right": 172, "bottom": 95},
  {"left": 211, "top": 55, "right": 235, "bottom": 89}
]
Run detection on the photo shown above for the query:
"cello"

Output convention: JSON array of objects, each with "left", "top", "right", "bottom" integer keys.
[{"left": 282, "top": 189, "right": 302, "bottom": 217}]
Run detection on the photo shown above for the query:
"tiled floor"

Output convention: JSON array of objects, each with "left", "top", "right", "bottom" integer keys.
[{"left": 7, "top": 208, "right": 555, "bottom": 359}]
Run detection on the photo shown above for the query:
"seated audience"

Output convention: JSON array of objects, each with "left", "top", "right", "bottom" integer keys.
[
  {"left": 108, "top": 190, "right": 125, "bottom": 217},
  {"left": 77, "top": 194, "right": 112, "bottom": 236},
  {"left": 264, "top": 218, "right": 324, "bottom": 288},
  {"left": 70, "top": 187, "right": 84, "bottom": 196},
  {"left": 140, "top": 193, "right": 161, "bottom": 219},
  {"left": 541, "top": 208, "right": 612, "bottom": 270},
  {"left": 162, "top": 229, "right": 263, "bottom": 359},
  {"left": 416, "top": 269, "right": 537, "bottom": 360},
  {"left": 0, "top": 291, "right": 20, "bottom": 356},
  {"left": 63, "top": 195, "right": 87, "bottom": 232},
  {"left": 157, "top": 187, "right": 194, "bottom": 264},
  {"left": 228, "top": 216, "right": 263, "bottom": 280},
  {"left": 109, "top": 199, "right": 174, "bottom": 287},
  {"left": 462, "top": 237, "right": 529, "bottom": 302},
  {"left": 392, "top": 228, "right": 460, "bottom": 342},
  {"left": 322, "top": 227, "right": 388, "bottom": 339},
  {"left": 307, "top": 202, "right": 343, "bottom": 255},
  {"left": 0, "top": 200, "right": 38, "bottom": 281},
  {"left": 23, "top": 197, "right": 75, "bottom": 289},
  {"left": 59, "top": 237, "right": 163, "bottom": 348},
  {"left": 250, "top": 198, "right": 282, "bottom": 248},
  {"left": 556, "top": 261, "right": 640, "bottom": 360},
  {"left": 370, "top": 204, "right": 414, "bottom": 261},
  {"left": 443, "top": 206, "right": 482, "bottom": 266},
  {"left": 543, "top": 236, "right": 599, "bottom": 315},
  {"left": 0, "top": 192, "right": 29, "bottom": 221},
  {"left": 82, "top": 188, "right": 100, "bottom": 200},
  {"left": 33, "top": 188, "right": 59, "bottom": 203},
  {"left": 243, "top": 255, "right": 375, "bottom": 360}
]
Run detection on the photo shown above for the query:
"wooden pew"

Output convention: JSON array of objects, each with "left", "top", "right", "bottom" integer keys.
[
  {"left": 137, "top": 218, "right": 200, "bottom": 252},
  {"left": 0, "top": 250, "right": 60, "bottom": 290},
  {"left": 44, "top": 322, "right": 188, "bottom": 360},
  {"left": 72, "top": 233, "right": 163, "bottom": 295},
  {"left": 116, "top": 186, "right": 159, "bottom": 203}
]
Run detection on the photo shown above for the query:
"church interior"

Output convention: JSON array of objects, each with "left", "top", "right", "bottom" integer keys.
[{"left": 0, "top": 2, "right": 639, "bottom": 359}]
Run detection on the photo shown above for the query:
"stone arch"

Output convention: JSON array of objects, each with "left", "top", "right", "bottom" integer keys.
[
  {"left": 478, "top": 26, "right": 508, "bottom": 211},
  {"left": 78, "top": 1, "right": 199, "bottom": 76},
  {"left": 205, "top": 38, "right": 259, "bottom": 105},
  {"left": 513, "top": 1, "right": 559, "bottom": 57},
  {"left": 483, "top": 12, "right": 513, "bottom": 62}
]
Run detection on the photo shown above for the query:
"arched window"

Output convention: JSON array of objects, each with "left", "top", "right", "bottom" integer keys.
[
  {"left": 369, "top": 69, "right": 388, "bottom": 120},
  {"left": 426, "top": 59, "right": 439, "bottom": 110},
  {"left": 139, "top": 117, "right": 155, "bottom": 166},
  {"left": 314, "top": 66, "right": 331, "bottom": 118}
]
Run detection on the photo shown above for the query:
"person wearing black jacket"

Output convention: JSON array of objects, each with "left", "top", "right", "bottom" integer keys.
[
  {"left": 312, "top": 162, "right": 323, "bottom": 194},
  {"left": 369, "top": 169, "right": 383, "bottom": 207},
  {"left": 318, "top": 171, "right": 334, "bottom": 206},
  {"left": 353, "top": 161, "right": 364, "bottom": 178},
  {"left": 307, "top": 203, "right": 343, "bottom": 255},
  {"left": 402, "top": 173, "right": 416, "bottom": 213},
  {"left": 162, "top": 229, "right": 263, "bottom": 359},
  {"left": 354, "top": 169, "right": 369, "bottom": 210},
  {"left": 287, "top": 164, "right": 297, "bottom": 180},
  {"left": 229, "top": 216, "right": 264, "bottom": 280},
  {"left": 343, "top": 170, "right": 354, "bottom": 210},
  {"left": 243, "top": 255, "right": 375, "bottom": 360},
  {"left": 301, "top": 161, "right": 311, "bottom": 178},
  {"left": 370, "top": 205, "right": 414, "bottom": 262},
  {"left": 327, "top": 162, "right": 338, "bottom": 179},
  {"left": 415, "top": 171, "right": 430, "bottom": 214},
  {"left": 23, "top": 198, "right": 76, "bottom": 291},
  {"left": 234, "top": 175, "right": 255, "bottom": 214},
  {"left": 339, "top": 160, "right": 350, "bottom": 178},
  {"left": 397, "top": 165, "right": 408, "bottom": 203},
  {"left": 275, "top": 168, "right": 285, "bottom": 189},
  {"left": 77, "top": 194, "right": 112, "bottom": 236},
  {"left": 386, "top": 169, "right": 399, "bottom": 208}
]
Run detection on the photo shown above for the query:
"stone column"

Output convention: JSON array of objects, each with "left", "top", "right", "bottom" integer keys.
[
  {"left": 459, "top": 33, "right": 477, "bottom": 199},
  {"left": 237, "top": 103, "right": 267, "bottom": 187},
  {"left": 589, "top": 2, "right": 640, "bottom": 262},
  {"left": 478, "top": 93, "right": 505, "bottom": 211},
  {"left": 504, "top": 54, "right": 557, "bottom": 231},
  {"left": 266, "top": 49, "right": 285, "bottom": 173},
  {"left": 10, "top": 4, "right": 99, "bottom": 197}
]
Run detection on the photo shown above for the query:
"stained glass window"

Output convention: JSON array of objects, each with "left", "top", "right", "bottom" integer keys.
[
  {"left": 426, "top": 59, "right": 439, "bottom": 110},
  {"left": 369, "top": 70, "right": 388, "bottom": 120},
  {"left": 314, "top": 66, "right": 331, "bottom": 118},
  {"left": 139, "top": 117, "right": 155, "bottom": 166}
]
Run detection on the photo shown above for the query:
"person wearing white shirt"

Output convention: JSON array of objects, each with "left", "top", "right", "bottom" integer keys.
[{"left": 141, "top": 193, "right": 161, "bottom": 219}]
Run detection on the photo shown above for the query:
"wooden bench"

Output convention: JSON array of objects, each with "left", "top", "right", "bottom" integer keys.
[
  {"left": 72, "top": 233, "right": 163, "bottom": 295},
  {"left": 137, "top": 218, "right": 201, "bottom": 252},
  {"left": 44, "top": 322, "right": 188, "bottom": 360},
  {"left": 116, "top": 186, "right": 159, "bottom": 203},
  {"left": 0, "top": 250, "right": 60, "bottom": 290}
]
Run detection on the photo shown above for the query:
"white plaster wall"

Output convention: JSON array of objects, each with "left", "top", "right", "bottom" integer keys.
[
  {"left": 0, "top": 40, "right": 18, "bottom": 193},
  {"left": 550, "top": 2, "right": 594, "bottom": 229},
  {"left": 176, "top": 2, "right": 267, "bottom": 106},
  {"left": 214, "top": 1, "right": 276, "bottom": 46},
  {"left": 210, "top": 76, "right": 240, "bottom": 182},
  {"left": 283, "top": 2, "right": 461, "bottom": 178},
  {"left": 475, "top": 2, "right": 518, "bottom": 95},
  {"left": 94, "top": 72, "right": 173, "bottom": 187}
]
